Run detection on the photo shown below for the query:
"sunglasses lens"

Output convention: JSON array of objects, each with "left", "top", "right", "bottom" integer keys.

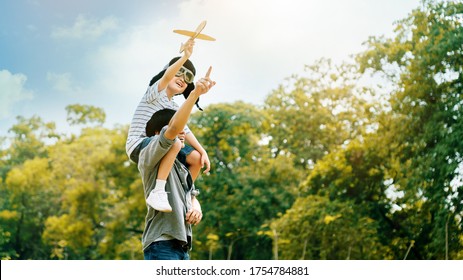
[
  {"left": 185, "top": 72, "right": 194, "bottom": 83},
  {"left": 176, "top": 67, "right": 194, "bottom": 84}
]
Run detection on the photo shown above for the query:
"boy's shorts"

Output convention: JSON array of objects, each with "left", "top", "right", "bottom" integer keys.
[
  {"left": 129, "top": 138, "right": 151, "bottom": 164},
  {"left": 177, "top": 144, "right": 194, "bottom": 167},
  {"left": 130, "top": 138, "right": 194, "bottom": 167}
]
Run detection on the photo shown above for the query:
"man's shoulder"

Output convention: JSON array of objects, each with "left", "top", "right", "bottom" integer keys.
[
  {"left": 144, "top": 127, "right": 174, "bottom": 151},
  {"left": 139, "top": 136, "right": 154, "bottom": 150},
  {"left": 158, "top": 126, "right": 174, "bottom": 142}
]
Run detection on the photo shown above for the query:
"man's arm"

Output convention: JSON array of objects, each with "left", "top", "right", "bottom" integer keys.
[{"left": 186, "top": 196, "right": 202, "bottom": 225}]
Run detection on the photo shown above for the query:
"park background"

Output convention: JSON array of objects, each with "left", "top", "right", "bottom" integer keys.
[{"left": 1, "top": 0, "right": 462, "bottom": 260}]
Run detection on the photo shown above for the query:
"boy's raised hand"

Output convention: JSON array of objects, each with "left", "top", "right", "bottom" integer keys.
[
  {"left": 183, "top": 38, "right": 195, "bottom": 58},
  {"left": 195, "top": 66, "right": 216, "bottom": 95}
]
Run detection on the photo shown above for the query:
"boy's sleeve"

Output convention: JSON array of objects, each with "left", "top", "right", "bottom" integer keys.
[
  {"left": 145, "top": 80, "right": 164, "bottom": 104},
  {"left": 139, "top": 126, "right": 176, "bottom": 171}
]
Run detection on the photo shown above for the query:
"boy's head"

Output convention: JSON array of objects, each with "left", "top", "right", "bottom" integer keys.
[
  {"left": 149, "top": 57, "right": 203, "bottom": 111},
  {"left": 146, "top": 108, "right": 177, "bottom": 137}
]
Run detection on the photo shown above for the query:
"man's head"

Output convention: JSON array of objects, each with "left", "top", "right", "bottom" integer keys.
[{"left": 146, "top": 108, "right": 177, "bottom": 137}]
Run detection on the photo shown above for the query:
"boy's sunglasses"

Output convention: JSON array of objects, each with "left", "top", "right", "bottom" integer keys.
[{"left": 175, "top": 66, "right": 195, "bottom": 84}]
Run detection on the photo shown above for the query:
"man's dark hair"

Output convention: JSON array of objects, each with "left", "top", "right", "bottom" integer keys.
[{"left": 146, "top": 108, "right": 176, "bottom": 137}]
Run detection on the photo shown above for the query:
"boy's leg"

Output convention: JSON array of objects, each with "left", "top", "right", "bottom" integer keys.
[
  {"left": 185, "top": 150, "right": 202, "bottom": 181},
  {"left": 158, "top": 139, "right": 183, "bottom": 180},
  {"left": 146, "top": 140, "right": 182, "bottom": 212}
]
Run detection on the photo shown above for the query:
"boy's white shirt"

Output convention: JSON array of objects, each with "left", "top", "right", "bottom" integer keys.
[{"left": 126, "top": 80, "right": 191, "bottom": 159}]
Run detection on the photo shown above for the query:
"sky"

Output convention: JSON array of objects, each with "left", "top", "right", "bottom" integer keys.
[{"left": 0, "top": 0, "right": 422, "bottom": 137}]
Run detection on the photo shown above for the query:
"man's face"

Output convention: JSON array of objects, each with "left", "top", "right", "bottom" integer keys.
[{"left": 178, "top": 131, "right": 185, "bottom": 146}]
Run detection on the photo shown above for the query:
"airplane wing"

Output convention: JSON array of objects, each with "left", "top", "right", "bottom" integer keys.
[{"left": 173, "top": 30, "right": 216, "bottom": 41}]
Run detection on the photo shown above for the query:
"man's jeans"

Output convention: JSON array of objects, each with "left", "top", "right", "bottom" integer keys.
[{"left": 144, "top": 240, "right": 190, "bottom": 260}]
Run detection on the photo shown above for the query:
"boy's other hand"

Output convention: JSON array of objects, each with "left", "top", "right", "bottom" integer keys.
[{"left": 195, "top": 66, "right": 216, "bottom": 95}]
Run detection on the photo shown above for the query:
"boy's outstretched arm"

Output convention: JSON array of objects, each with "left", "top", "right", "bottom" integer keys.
[
  {"left": 157, "top": 39, "right": 194, "bottom": 92},
  {"left": 184, "top": 66, "right": 212, "bottom": 173},
  {"left": 165, "top": 67, "right": 215, "bottom": 140}
]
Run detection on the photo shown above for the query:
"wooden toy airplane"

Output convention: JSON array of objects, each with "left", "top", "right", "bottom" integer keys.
[{"left": 173, "top": 20, "right": 216, "bottom": 53}]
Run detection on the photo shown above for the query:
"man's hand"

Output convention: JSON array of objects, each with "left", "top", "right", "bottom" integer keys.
[
  {"left": 186, "top": 206, "right": 202, "bottom": 226},
  {"left": 186, "top": 197, "right": 202, "bottom": 225}
]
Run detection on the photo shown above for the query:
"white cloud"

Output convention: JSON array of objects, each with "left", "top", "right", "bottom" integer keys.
[
  {"left": 0, "top": 70, "right": 34, "bottom": 119},
  {"left": 91, "top": 20, "right": 172, "bottom": 92},
  {"left": 72, "top": 0, "right": 421, "bottom": 128},
  {"left": 51, "top": 14, "right": 118, "bottom": 40},
  {"left": 84, "top": 20, "right": 175, "bottom": 125},
  {"left": 169, "top": 0, "right": 419, "bottom": 105},
  {"left": 47, "top": 72, "right": 77, "bottom": 93}
]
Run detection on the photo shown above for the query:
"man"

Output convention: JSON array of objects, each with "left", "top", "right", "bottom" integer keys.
[{"left": 138, "top": 67, "right": 215, "bottom": 260}]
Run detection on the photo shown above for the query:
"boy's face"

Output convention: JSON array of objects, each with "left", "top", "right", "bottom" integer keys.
[{"left": 168, "top": 76, "right": 188, "bottom": 94}]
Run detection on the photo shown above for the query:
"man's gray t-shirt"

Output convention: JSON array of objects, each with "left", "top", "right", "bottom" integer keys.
[{"left": 138, "top": 126, "right": 195, "bottom": 251}]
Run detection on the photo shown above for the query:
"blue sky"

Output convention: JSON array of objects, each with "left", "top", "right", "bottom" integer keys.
[{"left": 0, "top": 0, "right": 421, "bottom": 137}]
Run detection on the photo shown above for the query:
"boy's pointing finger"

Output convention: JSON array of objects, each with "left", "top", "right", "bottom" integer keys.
[{"left": 205, "top": 66, "right": 212, "bottom": 78}]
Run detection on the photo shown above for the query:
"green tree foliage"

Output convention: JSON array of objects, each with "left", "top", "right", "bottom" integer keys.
[
  {"left": 272, "top": 195, "right": 391, "bottom": 260},
  {"left": 0, "top": 112, "right": 142, "bottom": 259},
  {"left": 2, "top": 158, "right": 58, "bottom": 259},
  {"left": 188, "top": 102, "right": 304, "bottom": 259},
  {"left": 66, "top": 104, "right": 106, "bottom": 126},
  {"left": 357, "top": 0, "right": 463, "bottom": 259},
  {"left": 1, "top": 116, "right": 58, "bottom": 178},
  {"left": 274, "top": 139, "right": 394, "bottom": 259},
  {"left": 272, "top": 0, "right": 463, "bottom": 260},
  {"left": 41, "top": 125, "right": 142, "bottom": 259},
  {"left": 264, "top": 58, "right": 375, "bottom": 169},
  {"left": 0, "top": 116, "right": 60, "bottom": 259},
  {"left": 265, "top": 57, "right": 384, "bottom": 259}
]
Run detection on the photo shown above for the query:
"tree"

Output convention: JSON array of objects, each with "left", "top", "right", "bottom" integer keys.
[
  {"left": 65, "top": 104, "right": 106, "bottom": 126},
  {"left": 188, "top": 102, "right": 303, "bottom": 259},
  {"left": 1, "top": 116, "right": 58, "bottom": 178},
  {"left": 42, "top": 125, "right": 142, "bottom": 259},
  {"left": 0, "top": 106, "right": 144, "bottom": 260},
  {"left": 357, "top": 0, "right": 463, "bottom": 259},
  {"left": 264, "top": 58, "right": 375, "bottom": 170},
  {"left": 272, "top": 195, "right": 391, "bottom": 260},
  {"left": 0, "top": 116, "right": 60, "bottom": 259},
  {"left": 272, "top": 136, "right": 394, "bottom": 259}
]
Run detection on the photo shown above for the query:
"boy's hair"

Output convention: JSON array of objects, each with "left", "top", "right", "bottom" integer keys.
[
  {"left": 146, "top": 108, "right": 177, "bottom": 137},
  {"left": 149, "top": 57, "right": 203, "bottom": 111}
]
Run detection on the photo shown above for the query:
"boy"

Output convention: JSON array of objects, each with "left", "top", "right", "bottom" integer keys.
[{"left": 126, "top": 39, "right": 210, "bottom": 212}]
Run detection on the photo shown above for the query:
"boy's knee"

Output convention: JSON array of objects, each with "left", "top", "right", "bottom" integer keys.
[
  {"left": 187, "top": 150, "right": 201, "bottom": 166},
  {"left": 173, "top": 140, "right": 183, "bottom": 151}
]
